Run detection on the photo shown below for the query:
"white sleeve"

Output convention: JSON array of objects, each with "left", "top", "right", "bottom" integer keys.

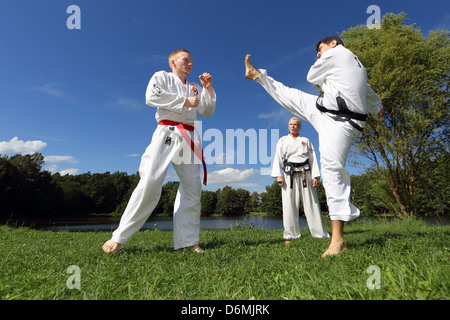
[
  {"left": 196, "top": 87, "right": 217, "bottom": 118},
  {"left": 306, "top": 53, "right": 334, "bottom": 86},
  {"left": 145, "top": 72, "right": 185, "bottom": 113},
  {"left": 271, "top": 139, "right": 284, "bottom": 178},
  {"left": 366, "top": 84, "right": 382, "bottom": 116},
  {"left": 307, "top": 139, "right": 320, "bottom": 179}
]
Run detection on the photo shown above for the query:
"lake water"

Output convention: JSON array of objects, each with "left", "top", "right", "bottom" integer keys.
[
  {"left": 4, "top": 215, "right": 448, "bottom": 232},
  {"left": 45, "top": 215, "right": 292, "bottom": 232}
]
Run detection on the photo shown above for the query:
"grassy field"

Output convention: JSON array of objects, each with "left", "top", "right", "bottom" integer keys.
[{"left": 0, "top": 218, "right": 448, "bottom": 300}]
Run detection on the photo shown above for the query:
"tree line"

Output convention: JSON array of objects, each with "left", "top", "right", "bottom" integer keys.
[{"left": 0, "top": 152, "right": 447, "bottom": 220}]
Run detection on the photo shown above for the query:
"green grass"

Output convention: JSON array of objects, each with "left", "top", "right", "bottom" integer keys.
[{"left": 0, "top": 218, "right": 448, "bottom": 300}]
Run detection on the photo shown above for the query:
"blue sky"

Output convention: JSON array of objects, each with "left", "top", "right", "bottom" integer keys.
[{"left": 0, "top": 0, "right": 448, "bottom": 193}]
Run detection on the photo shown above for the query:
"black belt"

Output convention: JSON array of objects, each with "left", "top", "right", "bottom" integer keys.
[
  {"left": 316, "top": 95, "right": 367, "bottom": 132},
  {"left": 283, "top": 159, "right": 310, "bottom": 189}
]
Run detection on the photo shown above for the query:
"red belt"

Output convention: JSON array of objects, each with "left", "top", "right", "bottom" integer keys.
[{"left": 159, "top": 120, "right": 207, "bottom": 185}]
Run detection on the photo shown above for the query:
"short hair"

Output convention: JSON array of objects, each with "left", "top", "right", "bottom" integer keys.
[
  {"left": 289, "top": 117, "right": 301, "bottom": 129},
  {"left": 168, "top": 49, "right": 191, "bottom": 70},
  {"left": 315, "top": 36, "right": 344, "bottom": 52}
]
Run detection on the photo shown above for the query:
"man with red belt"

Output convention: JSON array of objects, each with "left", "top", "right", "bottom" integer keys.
[{"left": 102, "top": 49, "right": 216, "bottom": 253}]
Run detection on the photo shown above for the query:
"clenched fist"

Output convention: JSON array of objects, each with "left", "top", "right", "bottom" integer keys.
[{"left": 184, "top": 97, "right": 200, "bottom": 108}]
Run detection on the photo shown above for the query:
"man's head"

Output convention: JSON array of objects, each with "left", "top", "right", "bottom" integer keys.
[
  {"left": 169, "top": 49, "right": 193, "bottom": 76},
  {"left": 315, "top": 36, "right": 344, "bottom": 59}
]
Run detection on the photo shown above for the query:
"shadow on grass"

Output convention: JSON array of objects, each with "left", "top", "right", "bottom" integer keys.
[
  {"left": 352, "top": 231, "right": 430, "bottom": 248},
  {"left": 114, "top": 237, "right": 285, "bottom": 254}
]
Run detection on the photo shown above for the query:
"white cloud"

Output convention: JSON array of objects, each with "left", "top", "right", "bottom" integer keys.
[
  {"left": 207, "top": 167, "right": 258, "bottom": 185},
  {"left": 58, "top": 168, "right": 79, "bottom": 176},
  {"left": 44, "top": 163, "right": 79, "bottom": 176},
  {"left": 34, "top": 82, "right": 68, "bottom": 99},
  {"left": 269, "top": 45, "right": 314, "bottom": 68},
  {"left": 258, "top": 108, "right": 292, "bottom": 126},
  {"left": 44, "top": 155, "right": 79, "bottom": 175},
  {"left": 0, "top": 137, "right": 47, "bottom": 155},
  {"left": 0, "top": 137, "right": 80, "bottom": 175},
  {"left": 44, "top": 155, "right": 79, "bottom": 164},
  {"left": 116, "top": 98, "right": 144, "bottom": 110}
]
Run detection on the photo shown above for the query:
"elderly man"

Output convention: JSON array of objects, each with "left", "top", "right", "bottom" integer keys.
[{"left": 272, "top": 117, "right": 329, "bottom": 241}]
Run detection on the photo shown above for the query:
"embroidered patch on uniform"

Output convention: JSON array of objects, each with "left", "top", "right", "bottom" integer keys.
[
  {"left": 302, "top": 141, "right": 307, "bottom": 147},
  {"left": 165, "top": 136, "right": 172, "bottom": 146},
  {"left": 191, "top": 87, "right": 199, "bottom": 96},
  {"left": 152, "top": 84, "right": 163, "bottom": 97}
]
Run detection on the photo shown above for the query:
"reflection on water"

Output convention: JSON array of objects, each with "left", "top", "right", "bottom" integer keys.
[{"left": 46, "top": 216, "right": 295, "bottom": 232}]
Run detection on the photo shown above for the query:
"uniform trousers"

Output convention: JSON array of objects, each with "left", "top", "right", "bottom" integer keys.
[
  {"left": 256, "top": 70, "right": 361, "bottom": 221},
  {"left": 282, "top": 170, "right": 329, "bottom": 239},
  {"left": 111, "top": 124, "right": 202, "bottom": 250}
]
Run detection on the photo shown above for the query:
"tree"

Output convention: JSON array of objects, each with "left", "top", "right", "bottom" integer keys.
[
  {"left": 215, "top": 186, "right": 245, "bottom": 216},
  {"left": 52, "top": 172, "right": 92, "bottom": 215},
  {"left": 249, "top": 191, "right": 262, "bottom": 212},
  {"left": 350, "top": 172, "right": 393, "bottom": 216},
  {"left": 0, "top": 156, "right": 22, "bottom": 218},
  {"left": 341, "top": 13, "right": 449, "bottom": 217},
  {"left": 413, "top": 153, "right": 449, "bottom": 216},
  {"left": 261, "top": 181, "right": 282, "bottom": 216},
  {"left": 154, "top": 181, "right": 180, "bottom": 216},
  {"left": 236, "top": 188, "right": 251, "bottom": 215},
  {"left": 0, "top": 153, "right": 61, "bottom": 218},
  {"left": 201, "top": 190, "right": 217, "bottom": 216}
]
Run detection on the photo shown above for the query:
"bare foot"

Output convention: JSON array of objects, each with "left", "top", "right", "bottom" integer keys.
[
  {"left": 321, "top": 243, "right": 347, "bottom": 259},
  {"left": 191, "top": 244, "right": 204, "bottom": 253},
  {"left": 102, "top": 239, "right": 120, "bottom": 253},
  {"left": 244, "top": 54, "right": 261, "bottom": 80}
]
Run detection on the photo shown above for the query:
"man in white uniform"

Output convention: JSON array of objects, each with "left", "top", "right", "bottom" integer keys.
[
  {"left": 103, "top": 49, "right": 216, "bottom": 253},
  {"left": 272, "top": 117, "right": 329, "bottom": 240},
  {"left": 245, "top": 36, "right": 382, "bottom": 258}
]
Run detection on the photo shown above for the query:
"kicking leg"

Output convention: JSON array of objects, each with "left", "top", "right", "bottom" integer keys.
[{"left": 245, "top": 55, "right": 318, "bottom": 124}]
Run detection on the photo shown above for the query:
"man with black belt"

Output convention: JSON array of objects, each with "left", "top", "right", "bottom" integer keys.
[
  {"left": 272, "top": 117, "right": 329, "bottom": 241},
  {"left": 102, "top": 49, "right": 216, "bottom": 253},
  {"left": 245, "top": 36, "right": 383, "bottom": 258}
]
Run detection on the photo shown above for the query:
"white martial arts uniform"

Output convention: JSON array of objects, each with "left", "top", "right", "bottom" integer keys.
[
  {"left": 272, "top": 135, "right": 329, "bottom": 239},
  {"left": 111, "top": 70, "right": 216, "bottom": 250},
  {"left": 256, "top": 45, "right": 382, "bottom": 222}
]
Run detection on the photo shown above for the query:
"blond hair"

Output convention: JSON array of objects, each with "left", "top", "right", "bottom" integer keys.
[{"left": 168, "top": 49, "right": 191, "bottom": 70}]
